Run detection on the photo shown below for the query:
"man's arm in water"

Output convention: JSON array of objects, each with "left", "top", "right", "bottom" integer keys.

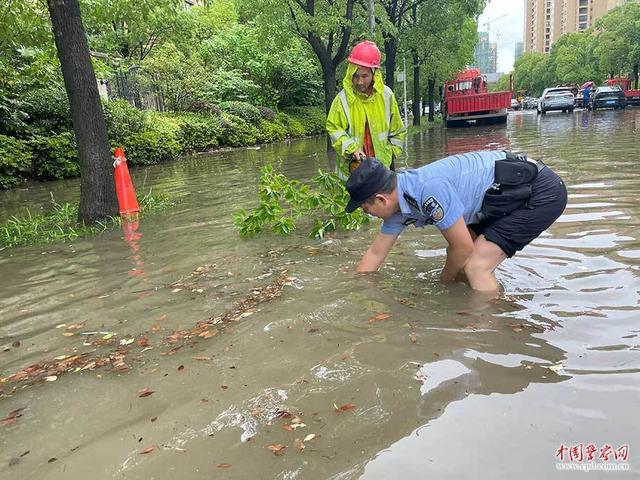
[
  {"left": 357, "top": 232, "right": 399, "bottom": 272},
  {"left": 439, "top": 217, "right": 475, "bottom": 283}
]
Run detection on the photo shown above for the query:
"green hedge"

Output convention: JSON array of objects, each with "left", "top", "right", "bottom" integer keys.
[
  {"left": 0, "top": 102, "right": 327, "bottom": 188},
  {"left": 30, "top": 132, "right": 79, "bottom": 180},
  {"left": 0, "top": 135, "right": 32, "bottom": 188}
]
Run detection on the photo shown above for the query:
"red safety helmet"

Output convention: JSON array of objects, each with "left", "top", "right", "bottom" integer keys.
[{"left": 347, "top": 41, "right": 381, "bottom": 69}]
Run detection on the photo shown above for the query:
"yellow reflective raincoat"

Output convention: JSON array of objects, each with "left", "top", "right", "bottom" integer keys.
[{"left": 326, "top": 63, "right": 406, "bottom": 176}]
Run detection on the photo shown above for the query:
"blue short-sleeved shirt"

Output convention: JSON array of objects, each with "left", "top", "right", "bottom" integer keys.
[{"left": 381, "top": 150, "right": 505, "bottom": 235}]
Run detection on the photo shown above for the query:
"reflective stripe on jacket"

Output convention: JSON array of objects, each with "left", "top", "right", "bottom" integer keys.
[{"left": 326, "top": 63, "right": 406, "bottom": 177}]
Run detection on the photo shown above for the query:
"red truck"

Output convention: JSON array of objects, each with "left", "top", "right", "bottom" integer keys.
[
  {"left": 443, "top": 69, "right": 512, "bottom": 127},
  {"left": 606, "top": 76, "right": 640, "bottom": 106}
]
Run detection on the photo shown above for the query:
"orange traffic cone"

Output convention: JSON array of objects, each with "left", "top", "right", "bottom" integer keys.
[{"left": 113, "top": 147, "right": 140, "bottom": 218}]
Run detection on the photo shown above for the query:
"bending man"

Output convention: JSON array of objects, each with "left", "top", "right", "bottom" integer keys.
[
  {"left": 326, "top": 41, "right": 406, "bottom": 177},
  {"left": 345, "top": 151, "right": 567, "bottom": 291}
]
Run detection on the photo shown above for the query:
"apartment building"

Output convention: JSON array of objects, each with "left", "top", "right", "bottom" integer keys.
[
  {"left": 524, "top": 0, "right": 631, "bottom": 54},
  {"left": 474, "top": 31, "right": 498, "bottom": 73}
]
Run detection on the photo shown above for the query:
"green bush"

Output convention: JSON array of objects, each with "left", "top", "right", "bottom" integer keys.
[
  {"left": 22, "top": 87, "right": 72, "bottom": 136},
  {"left": 29, "top": 132, "right": 79, "bottom": 180},
  {"left": 0, "top": 135, "right": 32, "bottom": 189},
  {"left": 258, "top": 106, "right": 276, "bottom": 121},
  {"left": 175, "top": 113, "right": 222, "bottom": 152},
  {"left": 123, "top": 113, "right": 181, "bottom": 165},
  {"left": 255, "top": 119, "right": 287, "bottom": 144},
  {"left": 284, "top": 106, "right": 326, "bottom": 135},
  {"left": 104, "top": 99, "right": 146, "bottom": 146},
  {"left": 219, "top": 101, "right": 262, "bottom": 124},
  {"left": 219, "top": 113, "right": 259, "bottom": 147},
  {"left": 275, "top": 112, "right": 305, "bottom": 137}
]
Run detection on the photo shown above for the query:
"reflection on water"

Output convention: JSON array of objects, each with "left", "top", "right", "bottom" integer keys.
[{"left": 1, "top": 110, "right": 640, "bottom": 479}]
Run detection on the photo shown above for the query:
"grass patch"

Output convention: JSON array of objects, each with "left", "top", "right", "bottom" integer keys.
[{"left": 0, "top": 191, "right": 173, "bottom": 250}]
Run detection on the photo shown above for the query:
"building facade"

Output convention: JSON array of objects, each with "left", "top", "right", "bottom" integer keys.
[
  {"left": 474, "top": 31, "right": 498, "bottom": 73},
  {"left": 514, "top": 41, "right": 524, "bottom": 62},
  {"left": 524, "top": 0, "right": 631, "bottom": 54}
]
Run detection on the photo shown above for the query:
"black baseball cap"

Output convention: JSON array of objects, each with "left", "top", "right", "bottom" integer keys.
[{"left": 345, "top": 158, "right": 394, "bottom": 213}]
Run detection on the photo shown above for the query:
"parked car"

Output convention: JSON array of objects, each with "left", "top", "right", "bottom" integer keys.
[
  {"left": 537, "top": 87, "right": 575, "bottom": 114},
  {"left": 522, "top": 96, "right": 538, "bottom": 109},
  {"left": 590, "top": 86, "right": 626, "bottom": 110},
  {"left": 510, "top": 98, "right": 520, "bottom": 110}
]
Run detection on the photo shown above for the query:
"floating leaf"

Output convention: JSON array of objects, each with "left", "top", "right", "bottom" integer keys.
[
  {"left": 267, "top": 444, "right": 286, "bottom": 456},
  {"left": 1, "top": 408, "right": 24, "bottom": 425},
  {"left": 137, "top": 337, "right": 150, "bottom": 347},
  {"left": 290, "top": 422, "right": 306, "bottom": 430},
  {"left": 44, "top": 375, "right": 58, "bottom": 382},
  {"left": 410, "top": 333, "right": 417, "bottom": 344},
  {"left": 177, "top": 365, "right": 185, "bottom": 372},
  {"left": 138, "top": 388, "right": 155, "bottom": 398},
  {"left": 102, "top": 333, "right": 114, "bottom": 340},
  {"left": 368, "top": 312, "right": 391, "bottom": 323},
  {"left": 139, "top": 446, "right": 155, "bottom": 454},
  {"left": 294, "top": 438, "right": 305, "bottom": 451},
  {"left": 282, "top": 424, "right": 294, "bottom": 432},
  {"left": 192, "top": 356, "right": 210, "bottom": 361},
  {"left": 217, "top": 463, "right": 232, "bottom": 469},
  {"left": 303, "top": 434, "right": 316, "bottom": 442},
  {"left": 334, "top": 403, "right": 355, "bottom": 412},
  {"left": 120, "top": 338, "right": 135, "bottom": 346},
  {"left": 220, "top": 384, "right": 228, "bottom": 390}
]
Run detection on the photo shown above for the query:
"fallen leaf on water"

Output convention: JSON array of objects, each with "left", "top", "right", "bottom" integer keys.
[
  {"left": 341, "top": 353, "right": 351, "bottom": 361},
  {"left": 511, "top": 326, "right": 523, "bottom": 332},
  {"left": 138, "top": 388, "right": 155, "bottom": 398},
  {"left": 137, "top": 337, "right": 149, "bottom": 347},
  {"left": 217, "top": 463, "right": 232, "bottom": 469},
  {"left": 274, "top": 409, "right": 292, "bottom": 419},
  {"left": 139, "top": 446, "right": 155, "bottom": 454},
  {"left": 282, "top": 424, "right": 293, "bottom": 432},
  {"left": 159, "top": 314, "right": 168, "bottom": 321},
  {"left": 198, "top": 329, "right": 218, "bottom": 339},
  {"left": 102, "top": 333, "right": 114, "bottom": 340},
  {"left": 290, "top": 422, "right": 306, "bottom": 430},
  {"left": 120, "top": 338, "right": 135, "bottom": 346},
  {"left": 192, "top": 356, "right": 210, "bottom": 361},
  {"left": 44, "top": 375, "right": 58, "bottom": 382},
  {"left": 1, "top": 408, "right": 24, "bottom": 425},
  {"left": 294, "top": 438, "right": 305, "bottom": 451},
  {"left": 410, "top": 333, "right": 417, "bottom": 344},
  {"left": 62, "top": 332, "right": 75, "bottom": 337},
  {"left": 334, "top": 403, "right": 355, "bottom": 412},
  {"left": 267, "top": 444, "right": 286, "bottom": 456},
  {"left": 303, "top": 434, "right": 316, "bottom": 442},
  {"left": 177, "top": 365, "right": 185, "bottom": 372},
  {"left": 220, "top": 384, "right": 228, "bottom": 390},
  {"left": 65, "top": 323, "right": 84, "bottom": 330},
  {"left": 368, "top": 312, "right": 391, "bottom": 323},
  {"left": 290, "top": 416, "right": 303, "bottom": 424},
  {"left": 48, "top": 457, "right": 57, "bottom": 463},
  {"left": 12, "top": 341, "right": 21, "bottom": 348},
  {"left": 171, "top": 288, "right": 182, "bottom": 293}
]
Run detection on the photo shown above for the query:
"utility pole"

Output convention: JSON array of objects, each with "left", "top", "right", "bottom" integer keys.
[
  {"left": 368, "top": 0, "right": 375, "bottom": 37},
  {"left": 403, "top": 55, "right": 408, "bottom": 127}
]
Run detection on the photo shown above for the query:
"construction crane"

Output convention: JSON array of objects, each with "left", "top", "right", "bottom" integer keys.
[{"left": 482, "top": 12, "right": 509, "bottom": 43}]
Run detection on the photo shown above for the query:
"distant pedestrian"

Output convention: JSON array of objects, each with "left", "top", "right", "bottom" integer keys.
[{"left": 583, "top": 84, "right": 592, "bottom": 109}]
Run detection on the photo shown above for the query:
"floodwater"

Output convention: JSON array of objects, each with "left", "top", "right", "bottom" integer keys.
[{"left": 1, "top": 108, "right": 639, "bottom": 479}]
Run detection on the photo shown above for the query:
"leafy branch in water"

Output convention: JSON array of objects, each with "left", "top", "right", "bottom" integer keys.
[{"left": 234, "top": 165, "right": 369, "bottom": 238}]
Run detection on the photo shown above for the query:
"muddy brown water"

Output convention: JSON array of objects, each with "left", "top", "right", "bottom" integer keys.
[{"left": 1, "top": 109, "right": 639, "bottom": 479}]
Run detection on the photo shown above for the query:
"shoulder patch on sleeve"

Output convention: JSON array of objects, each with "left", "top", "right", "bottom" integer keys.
[
  {"left": 422, "top": 196, "right": 444, "bottom": 222},
  {"left": 403, "top": 192, "right": 420, "bottom": 212},
  {"left": 403, "top": 218, "right": 418, "bottom": 226}
]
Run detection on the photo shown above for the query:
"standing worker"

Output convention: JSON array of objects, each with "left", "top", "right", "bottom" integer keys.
[
  {"left": 326, "top": 41, "right": 406, "bottom": 177},
  {"left": 583, "top": 83, "right": 592, "bottom": 109}
]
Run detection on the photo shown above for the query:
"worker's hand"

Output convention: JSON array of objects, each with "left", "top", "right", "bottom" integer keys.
[{"left": 352, "top": 150, "right": 366, "bottom": 161}]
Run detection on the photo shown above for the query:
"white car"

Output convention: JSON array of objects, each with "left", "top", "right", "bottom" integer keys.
[
  {"left": 537, "top": 87, "right": 575, "bottom": 114},
  {"left": 510, "top": 98, "right": 520, "bottom": 110}
]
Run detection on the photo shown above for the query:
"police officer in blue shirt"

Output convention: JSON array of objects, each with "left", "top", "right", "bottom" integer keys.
[{"left": 345, "top": 151, "right": 567, "bottom": 291}]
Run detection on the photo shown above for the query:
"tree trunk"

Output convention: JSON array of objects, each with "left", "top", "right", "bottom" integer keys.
[
  {"left": 634, "top": 63, "right": 639, "bottom": 90},
  {"left": 47, "top": 0, "right": 118, "bottom": 224},
  {"left": 428, "top": 77, "right": 436, "bottom": 122},
  {"left": 321, "top": 60, "right": 337, "bottom": 115},
  {"left": 384, "top": 38, "right": 397, "bottom": 89},
  {"left": 412, "top": 51, "right": 421, "bottom": 126}
]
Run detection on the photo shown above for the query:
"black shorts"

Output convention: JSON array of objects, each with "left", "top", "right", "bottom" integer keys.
[{"left": 469, "top": 166, "right": 567, "bottom": 257}]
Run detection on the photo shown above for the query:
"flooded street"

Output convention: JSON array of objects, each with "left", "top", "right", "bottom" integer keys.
[{"left": 1, "top": 108, "right": 640, "bottom": 479}]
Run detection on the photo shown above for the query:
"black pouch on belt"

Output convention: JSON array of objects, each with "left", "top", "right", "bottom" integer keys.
[{"left": 479, "top": 152, "right": 542, "bottom": 220}]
